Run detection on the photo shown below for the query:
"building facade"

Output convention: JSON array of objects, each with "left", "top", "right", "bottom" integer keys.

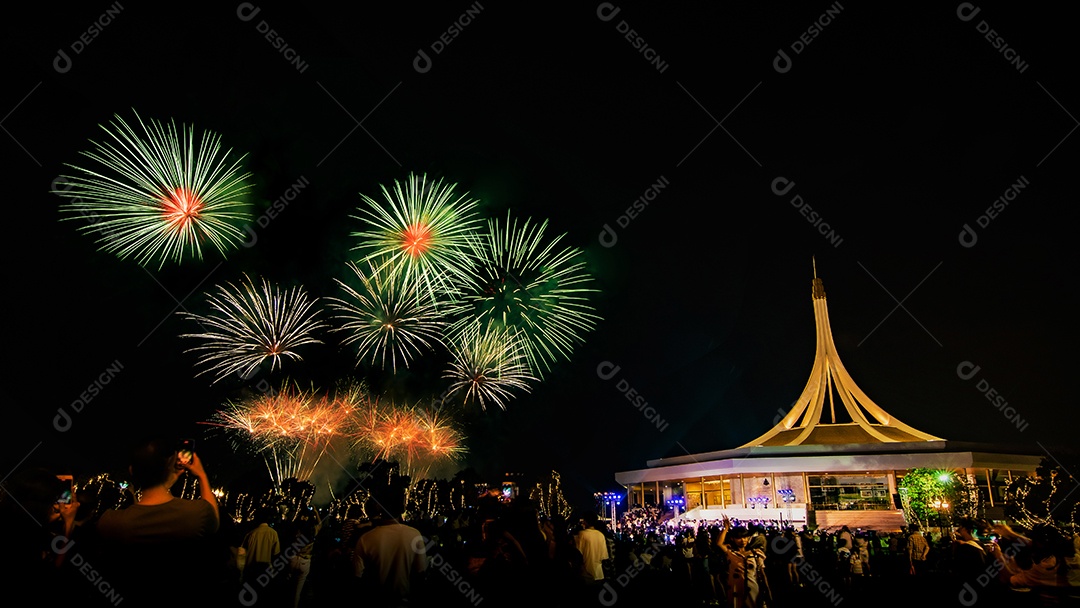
[{"left": 614, "top": 266, "right": 1041, "bottom": 531}]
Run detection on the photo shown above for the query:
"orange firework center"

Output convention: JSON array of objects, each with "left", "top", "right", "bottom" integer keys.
[
  {"left": 161, "top": 187, "right": 204, "bottom": 227},
  {"left": 401, "top": 222, "right": 433, "bottom": 257}
]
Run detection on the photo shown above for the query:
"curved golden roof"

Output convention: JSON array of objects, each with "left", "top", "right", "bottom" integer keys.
[{"left": 739, "top": 262, "right": 944, "bottom": 448}]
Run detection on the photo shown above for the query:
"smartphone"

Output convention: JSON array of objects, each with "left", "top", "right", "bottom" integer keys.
[
  {"left": 56, "top": 474, "right": 74, "bottom": 504},
  {"left": 177, "top": 438, "right": 195, "bottom": 466}
]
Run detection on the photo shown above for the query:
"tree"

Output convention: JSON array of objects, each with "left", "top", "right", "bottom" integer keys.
[
  {"left": 1003, "top": 457, "right": 1079, "bottom": 532},
  {"left": 898, "top": 468, "right": 979, "bottom": 531},
  {"left": 529, "top": 470, "right": 573, "bottom": 520}
]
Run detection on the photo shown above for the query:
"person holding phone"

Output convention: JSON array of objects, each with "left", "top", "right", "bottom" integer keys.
[
  {"left": 1, "top": 466, "right": 82, "bottom": 585},
  {"left": 93, "top": 436, "right": 224, "bottom": 607},
  {"left": 48, "top": 474, "right": 82, "bottom": 569},
  {"left": 950, "top": 518, "right": 993, "bottom": 594},
  {"left": 177, "top": 438, "right": 195, "bottom": 467}
]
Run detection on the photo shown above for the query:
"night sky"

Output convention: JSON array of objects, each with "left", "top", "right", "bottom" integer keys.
[{"left": 4, "top": 3, "right": 1076, "bottom": 509}]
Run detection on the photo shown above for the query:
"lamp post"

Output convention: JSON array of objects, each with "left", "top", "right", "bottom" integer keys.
[
  {"left": 595, "top": 491, "right": 623, "bottom": 533},
  {"left": 748, "top": 496, "right": 770, "bottom": 509},
  {"left": 667, "top": 496, "right": 685, "bottom": 520},
  {"left": 778, "top": 488, "right": 796, "bottom": 525},
  {"left": 932, "top": 498, "right": 950, "bottom": 540},
  {"left": 933, "top": 471, "right": 953, "bottom": 541}
]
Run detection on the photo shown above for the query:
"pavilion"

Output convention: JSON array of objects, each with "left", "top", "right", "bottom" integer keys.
[{"left": 613, "top": 263, "right": 1041, "bottom": 531}]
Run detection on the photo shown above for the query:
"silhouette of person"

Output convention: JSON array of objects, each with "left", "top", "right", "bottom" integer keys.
[
  {"left": 92, "top": 436, "right": 222, "bottom": 607},
  {"left": 351, "top": 485, "right": 427, "bottom": 607}
]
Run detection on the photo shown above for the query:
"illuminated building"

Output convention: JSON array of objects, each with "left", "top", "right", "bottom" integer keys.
[{"left": 614, "top": 264, "right": 1040, "bottom": 531}]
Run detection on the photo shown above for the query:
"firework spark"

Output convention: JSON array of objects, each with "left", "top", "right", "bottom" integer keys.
[
  {"left": 371, "top": 407, "right": 424, "bottom": 464},
  {"left": 326, "top": 261, "right": 446, "bottom": 373},
  {"left": 349, "top": 399, "right": 466, "bottom": 481},
  {"left": 54, "top": 111, "right": 254, "bottom": 269},
  {"left": 179, "top": 274, "right": 328, "bottom": 384},
  {"left": 447, "top": 213, "right": 601, "bottom": 376},
  {"left": 408, "top": 409, "right": 466, "bottom": 481},
  {"left": 204, "top": 381, "right": 359, "bottom": 484},
  {"left": 350, "top": 173, "right": 482, "bottom": 303},
  {"left": 415, "top": 408, "right": 466, "bottom": 463},
  {"left": 443, "top": 322, "right": 536, "bottom": 411}
]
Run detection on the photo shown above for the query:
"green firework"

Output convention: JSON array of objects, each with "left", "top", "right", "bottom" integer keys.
[{"left": 54, "top": 111, "right": 254, "bottom": 269}]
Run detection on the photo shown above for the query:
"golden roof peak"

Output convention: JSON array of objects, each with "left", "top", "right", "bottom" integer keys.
[{"left": 740, "top": 271, "right": 944, "bottom": 448}]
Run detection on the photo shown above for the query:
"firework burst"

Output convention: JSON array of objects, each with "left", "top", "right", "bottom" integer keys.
[
  {"left": 350, "top": 173, "right": 483, "bottom": 303},
  {"left": 326, "top": 260, "right": 446, "bottom": 373},
  {"left": 403, "top": 409, "right": 467, "bottom": 486},
  {"left": 443, "top": 322, "right": 536, "bottom": 411},
  {"left": 414, "top": 408, "right": 466, "bottom": 465},
  {"left": 179, "top": 274, "right": 328, "bottom": 384},
  {"left": 349, "top": 399, "right": 466, "bottom": 481},
  {"left": 204, "top": 381, "right": 360, "bottom": 485},
  {"left": 54, "top": 111, "right": 254, "bottom": 269},
  {"left": 447, "top": 213, "right": 601, "bottom": 376},
  {"left": 372, "top": 407, "right": 424, "bottom": 464}
]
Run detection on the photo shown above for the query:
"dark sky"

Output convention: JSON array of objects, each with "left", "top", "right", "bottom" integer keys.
[{"left": 4, "top": 3, "right": 1076, "bottom": 509}]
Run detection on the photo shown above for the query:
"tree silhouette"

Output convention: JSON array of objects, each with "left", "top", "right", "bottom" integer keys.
[
  {"left": 1004, "top": 457, "right": 1079, "bottom": 532},
  {"left": 530, "top": 470, "right": 573, "bottom": 520}
]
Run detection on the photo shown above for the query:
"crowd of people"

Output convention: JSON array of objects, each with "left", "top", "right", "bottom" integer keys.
[
  {"left": 614, "top": 508, "right": 1080, "bottom": 606},
  {"left": 4, "top": 438, "right": 1079, "bottom": 607}
]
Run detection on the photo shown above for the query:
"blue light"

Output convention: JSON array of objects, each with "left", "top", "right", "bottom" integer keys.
[{"left": 748, "top": 495, "right": 770, "bottom": 508}]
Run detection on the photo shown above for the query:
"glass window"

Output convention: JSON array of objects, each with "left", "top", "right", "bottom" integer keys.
[
  {"left": 686, "top": 493, "right": 702, "bottom": 510},
  {"left": 773, "top": 474, "right": 805, "bottom": 505},
  {"left": 729, "top": 476, "right": 745, "bottom": 506},
  {"left": 807, "top": 473, "right": 890, "bottom": 510},
  {"left": 704, "top": 479, "right": 726, "bottom": 508}
]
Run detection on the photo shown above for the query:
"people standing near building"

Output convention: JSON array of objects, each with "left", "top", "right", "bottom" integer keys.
[
  {"left": 988, "top": 522, "right": 1072, "bottom": 590},
  {"left": 907, "top": 522, "right": 931, "bottom": 575},
  {"left": 1068, "top": 528, "right": 1080, "bottom": 587},
  {"left": 781, "top": 526, "right": 804, "bottom": 589},
  {"left": 549, "top": 513, "right": 589, "bottom": 591},
  {"left": 836, "top": 537, "right": 855, "bottom": 590},
  {"left": 853, "top": 535, "right": 871, "bottom": 579},
  {"left": 838, "top": 525, "right": 854, "bottom": 552},
  {"left": 950, "top": 517, "right": 991, "bottom": 592},
  {"left": 692, "top": 524, "right": 720, "bottom": 604},
  {"left": 747, "top": 529, "right": 774, "bottom": 605},
  {"left": 574, "top": 511, "right": 610, "bottom": 586},
  {"left": 718, "top": 515, "right": 769, "bottom": 608}
]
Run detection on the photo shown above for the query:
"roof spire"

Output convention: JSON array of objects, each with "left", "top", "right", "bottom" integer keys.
[
  {"left": 739, "top": 270, "right": 945, "bottom": 448},
  {"left": 812, "top": 258, "right": 826, "bottom": 300}
]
